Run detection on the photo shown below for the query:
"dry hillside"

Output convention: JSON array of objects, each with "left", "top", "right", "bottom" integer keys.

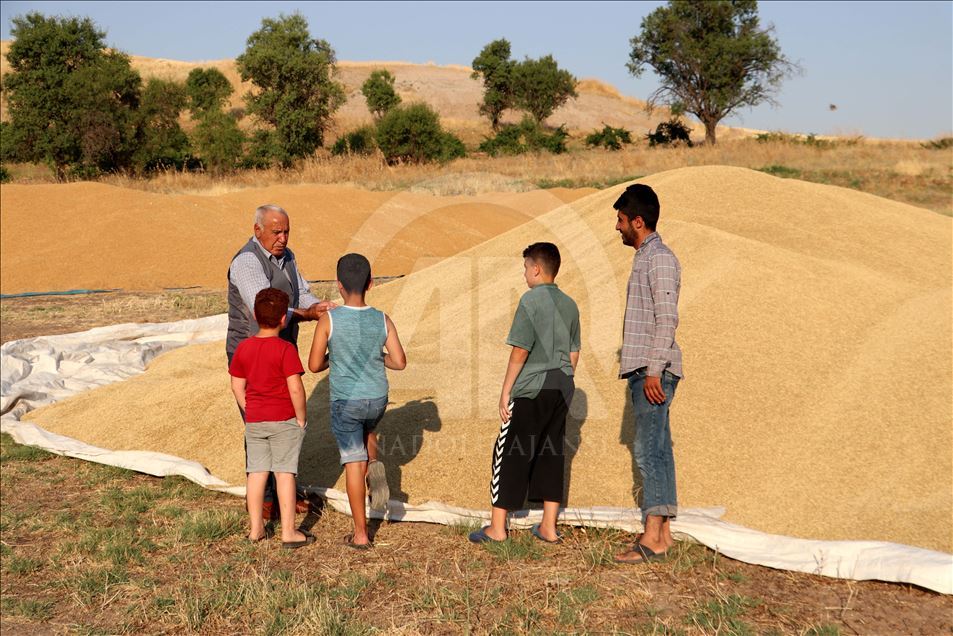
[{"left": 27, "top": 166, "right": 953, "bottom": 553}]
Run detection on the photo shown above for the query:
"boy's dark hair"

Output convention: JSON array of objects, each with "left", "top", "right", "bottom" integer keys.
[
  {"left": 337, "top": 253, "right": 372, "bottom": 294},
  {"left": 613, "top": 184, "right": 660, "bottom": 231},
  {"left": 522, "top": 242, "right": 561, "bottom": 276},
  {"left": 254, "top": 288, "right": 289, "bottom": 329}
]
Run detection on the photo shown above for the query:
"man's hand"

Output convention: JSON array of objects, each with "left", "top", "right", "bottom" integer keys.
[
  {"left": 296, "top": 418, "right": 307, "bottom": 429},
  {"left": 298, "top": 300, "right": 337, "bottom": 321},
  {"left": 643, "top": 376, "right": 666, "bottom": 405},
  {"left": 499, "top": 392, "right": 512, "bottom": 423}
]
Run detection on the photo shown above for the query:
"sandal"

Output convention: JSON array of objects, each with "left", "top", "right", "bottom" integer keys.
[
  {"left": 344, "top": 534, "right": 372, "bottom": 550},
  {"left": 282, "top": 530, "right": 316, "bottom": 550},
  {"left": 468, "top": 526, "right": 505, "bottom": 544},
  {"left": 613, "top": 542, "right": 667, "bottom": 564},
  {"left": 530, "top": 523, "right": 563, "bottom": 544}
]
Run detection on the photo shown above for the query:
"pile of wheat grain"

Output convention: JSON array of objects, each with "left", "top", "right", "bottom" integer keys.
[
  {"left": 0, "top": 182, "right": 589, "bottom": 293},
  {"left": 27, "top": 166, "right": 952, "bottom": 552}
]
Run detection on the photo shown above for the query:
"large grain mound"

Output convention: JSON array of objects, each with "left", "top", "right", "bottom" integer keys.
[
  {"left": 27, "top": 166, "right": 952, "bottom": 552},
  {"left": 0, "top": 182, "right": 590, "bottom": 293}
]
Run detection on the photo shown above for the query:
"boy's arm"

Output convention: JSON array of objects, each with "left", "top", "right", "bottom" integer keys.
[
  {"left": 307, "top": 313, "right": 331, "bottom": 373},
  {"left": 230, "top": 376, "right": 247, "bottom": 412},
  {"left": 570, "top": 350, "right": 580, "bottom": 371},
  {"left": 383, "top": 314, "right": 406, "bottom": 370},
  {"left": 499, "top": 346, "right": 530, "bottom": 423},
  {"left": 286, "top": 374, "right": 307, "bottom": 427}
]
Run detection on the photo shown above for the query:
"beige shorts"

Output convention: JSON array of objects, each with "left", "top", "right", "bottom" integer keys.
[{"left": 244, "top": 418, "right": 306, "bottom": 474}]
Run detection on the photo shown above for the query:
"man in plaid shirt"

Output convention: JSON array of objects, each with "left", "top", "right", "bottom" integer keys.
[{"left": 611, "top": 184, "right": 683, "bottom": 565}]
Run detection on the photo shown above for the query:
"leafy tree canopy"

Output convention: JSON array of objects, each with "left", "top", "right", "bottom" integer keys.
[
  {"left": 627, "top": 0, "right": 796, "bottom": 145},
  {"left": 3, "top": 12, "right": 141, "bottom": 179},
  {"left": 361, "top": 69, "right": 401, "bottom": 119},
  {"left": 236, "top": 13, "right": 345, "bottom": 166},
  {"left": 471, "top": 39, "right": 515, "bottom": 130},
  {"left": 185, "top": 67, "right": 233, "bottom": 117}
]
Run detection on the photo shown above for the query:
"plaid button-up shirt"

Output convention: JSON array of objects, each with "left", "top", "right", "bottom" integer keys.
[{"left": 619, "top": 232, "right": 683, "bottom": 378}]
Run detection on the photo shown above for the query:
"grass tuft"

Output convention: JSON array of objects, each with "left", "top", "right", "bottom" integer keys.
[{"left": 178, "top": 509, "right": 245, "bottom": 543}]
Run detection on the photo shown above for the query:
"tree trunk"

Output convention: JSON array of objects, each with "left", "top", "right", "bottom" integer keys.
[{"left": 703, "top": 118, "right": 718, "bottom": 145}]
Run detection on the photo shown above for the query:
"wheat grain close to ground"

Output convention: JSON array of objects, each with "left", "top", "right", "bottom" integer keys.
[{"left": 23, "top": 165, "right": 952, "bottom": 555}]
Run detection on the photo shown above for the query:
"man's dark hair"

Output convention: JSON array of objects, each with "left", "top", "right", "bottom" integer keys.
[
  {"left": 337, "top": 253, "right": 372, "bottom": 294},
  {"left": 254, "top": 288, "right": 289, "bottom": 329},
  {"left": 522, "top": 242, "right": 561, "bottom": 276},
  {"left": 613, "top": 183, "right": 660, "bottom": 231}
]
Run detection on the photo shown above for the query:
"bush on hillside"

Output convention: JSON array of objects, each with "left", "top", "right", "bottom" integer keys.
[
  {"left": 585, "top": 125, "right": 633, "bottom": 150},
  {"left": 479, "top": 116, "right": 568, "bottom": 156},
  {"left": 646, "top": 119, "right": 694, "bottom": 147},
  {"left": 331, "top": 127, "right": 377, "bottom": 157},
  {"left": 376, "top": 103, "right": 465, "bottom": 164}
]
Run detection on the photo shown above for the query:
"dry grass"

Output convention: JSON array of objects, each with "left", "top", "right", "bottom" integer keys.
[
  {"left": 8, "top": 138, "right": 948, "bottom": 214},
  {"left": 2, "top": 432, "right": 951, "bottom": 635}
]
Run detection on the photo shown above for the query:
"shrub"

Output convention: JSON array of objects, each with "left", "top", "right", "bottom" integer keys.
[
  {"left": 0, "top": 166, "right": 10, "bottom": 183},
  {"left": 192, "top": 111, "right": 245, "bottom": 174},
  {"left": 479, "top": 116, "right": 568, "bottom": 156},
  {"left": 586, "top": 125, "right": 633, "bottom": 150},
  {"left": 376, "top": 103, "right": 463, "bottom": 164},
  {"left": 331, "top": 126, "right": 377, "bottom": 156},
  {"left": 439, "top": 132, "right": 467, "bottom": 161},
  {"left": 646, "top": 118, "right": 694, "bottom": 147},
  {"left": 241, "top": 129, "right": 284, "bottom": 169},
  {"left": 921, "top": 137, "right": 953, "bottom": 150}
]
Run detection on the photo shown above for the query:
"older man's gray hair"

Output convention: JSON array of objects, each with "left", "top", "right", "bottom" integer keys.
[{"left": 254, "top": 204, "right": 288, "bottom": 228}]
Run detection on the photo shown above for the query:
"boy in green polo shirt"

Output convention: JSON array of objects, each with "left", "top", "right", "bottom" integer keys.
[{"left": 469, "top": 242, "right": 580, "bottom": 544}]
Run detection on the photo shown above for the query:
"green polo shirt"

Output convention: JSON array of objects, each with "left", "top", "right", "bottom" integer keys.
[{"left": 506, "top": 283, "right": 581, "bottom": 399}]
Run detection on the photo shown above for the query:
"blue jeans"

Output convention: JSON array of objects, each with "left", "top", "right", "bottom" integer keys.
[
  {"left": 627, "top": 368, "right": 680, "bottom": 524},
  {"left": 330, "top": 396, "right": 388, "bottom": 465}
]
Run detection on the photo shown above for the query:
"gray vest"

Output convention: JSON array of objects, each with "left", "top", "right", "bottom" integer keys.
[{"left": 226, "top": 238, "right": 301, "bottom": 361}]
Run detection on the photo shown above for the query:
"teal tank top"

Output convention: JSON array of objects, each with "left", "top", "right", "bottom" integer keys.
[{"left": 327, "top": 306, "right": 389, "bottom": 401}]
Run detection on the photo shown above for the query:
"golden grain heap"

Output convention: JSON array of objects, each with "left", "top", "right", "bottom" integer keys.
[{"left": 26, "top": 166, "right": 952, "bottom": 553}]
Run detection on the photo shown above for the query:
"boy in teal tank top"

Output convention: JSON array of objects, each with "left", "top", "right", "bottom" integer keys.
[{"left": 308, "top": 253, "right": 406, "bottom": 549}]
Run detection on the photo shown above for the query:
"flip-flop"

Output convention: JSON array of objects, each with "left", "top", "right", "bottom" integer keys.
[
  {"left": 282, "top": 530, "right": 316, "bottom": 550},
  {"left": 468, "top": 526, "right": 505, "bottom": 544},
  {"left": 344, "top": 534, "right": 372, "bottom": 550},
  {"left": 613, "top": 542, "right": 667, "bottom": 564},
  {"left": 366, "top": 460, "right": 389, "bottom": 513},
  {"left": 530, "top": 523, "right": 563, "bottom": 545}
]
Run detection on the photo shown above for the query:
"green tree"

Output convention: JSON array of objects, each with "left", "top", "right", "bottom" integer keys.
[
  {"left": 3, "top": 12, "right": 142, "bottom": 179},
  {"left": 361, "top": 69, "right": 401, "bottom": 119},
  {"left": 134, "top": 78, "right": 190, "bottom": 172},
  {"left": 511, "top": 55, "right": 577, "bottom": 125},
  {"left": 627, "top": 0, "right": 796, "bottom": 145},
  {"left": 185, "top": 67, "right": 233, "bottom": 117},
  {"left": 376, "top": 103, "right": 464, "bottom": 164},
  {"left": 471, "top": 39, "right": 515, "bottom": 130},
  {"left": 236, "top": 13, "right": 345, "bottom": 166},
  {"left": 192, "top": 110, "right": 245, "bottom": 174}
]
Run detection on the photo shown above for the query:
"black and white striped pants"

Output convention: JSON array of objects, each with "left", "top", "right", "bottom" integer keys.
[{"left": 490, "top": 369, "right": 574, "bottom": 510}]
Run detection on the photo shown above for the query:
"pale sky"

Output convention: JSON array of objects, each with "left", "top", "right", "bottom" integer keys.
[{"left": 2, "top": 1, "right": 951, "bottom": 138}]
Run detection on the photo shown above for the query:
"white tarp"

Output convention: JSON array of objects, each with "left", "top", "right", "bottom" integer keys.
[{"left": 2, "top": 317, "right": 951, "bottom": 595}]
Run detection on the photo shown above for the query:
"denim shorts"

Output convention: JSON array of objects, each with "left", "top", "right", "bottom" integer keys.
[
  {"left": 330, "top": 396, "right": 388, "bottom": 464},
  {"left": 245, "top": 418, "right": 306, "bottom": 474}
]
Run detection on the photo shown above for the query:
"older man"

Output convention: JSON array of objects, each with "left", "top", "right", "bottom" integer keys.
[{"left": 227, "top": 204, "right": 334, "bottom": 520}]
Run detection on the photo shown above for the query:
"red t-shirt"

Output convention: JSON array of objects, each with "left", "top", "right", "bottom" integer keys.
[{"left": 228, "top": 336, "right": 305, "bottom": 422}]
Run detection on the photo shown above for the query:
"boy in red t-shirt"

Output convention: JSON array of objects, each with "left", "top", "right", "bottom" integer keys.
[{"left": 229, "top": 288, "right": 313, "bottom": 548}]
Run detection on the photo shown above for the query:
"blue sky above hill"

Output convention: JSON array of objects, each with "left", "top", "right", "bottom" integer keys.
[{"left": 2, "top": 0, "right": 950, "bottom": 138}]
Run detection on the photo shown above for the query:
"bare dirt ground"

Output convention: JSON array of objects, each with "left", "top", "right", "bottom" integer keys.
[{"left": 2, "top": 296, "right": 951, "bottom": 634}]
